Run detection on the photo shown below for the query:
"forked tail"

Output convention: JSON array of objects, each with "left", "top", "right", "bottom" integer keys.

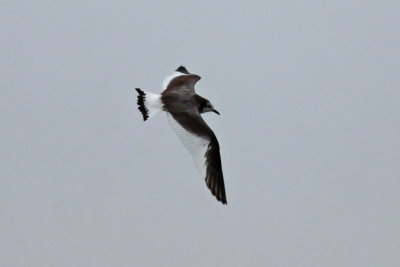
[{"left": 135, "top": 88, "right": 163, "bottom": 121}]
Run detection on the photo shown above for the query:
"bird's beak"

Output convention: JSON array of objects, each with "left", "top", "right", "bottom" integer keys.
[{"left": 212, "top": 109, "right": 220, "bottom": 115}]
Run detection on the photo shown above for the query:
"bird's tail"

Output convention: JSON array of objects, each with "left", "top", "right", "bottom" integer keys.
[{"left": 135, "top": 88, "right": 163, "bottom": 121}]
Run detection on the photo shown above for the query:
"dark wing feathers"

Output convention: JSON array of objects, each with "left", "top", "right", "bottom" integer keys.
[
  {"left": 175, "top": 66, "right": 190, "bottom": 74},
  {"left": 205, "top": 137, "right": 227, "bottom": 204},
  {"left": 163, "top": 74, "right": 201, "bottom": 94},
  {"left": 169, "top": 110, "right": 227, "bottom": 204}
]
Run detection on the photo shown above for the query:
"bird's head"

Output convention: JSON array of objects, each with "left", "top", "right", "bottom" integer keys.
[{"left": 200, "top": 100, "right": 220, "bottom": 115}]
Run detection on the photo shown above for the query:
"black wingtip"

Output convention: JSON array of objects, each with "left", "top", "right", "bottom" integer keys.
[
  {"left": 175, "top": 66, "right": 190, "bottom": 74},
  {"left": 205, "top": 139, "right": 227, "bottom": 205},
  {"left": 207, "top": 179, "right": 227, "bottom": 205},
  {"left": 206, "top": 178, "right": 227, "bottom": 205},
  {"left": 221, "top": 196, "right": 228, "bottom": 205},
  {"left": 135, "top": 88, "right": 149, "bottom": 121}
]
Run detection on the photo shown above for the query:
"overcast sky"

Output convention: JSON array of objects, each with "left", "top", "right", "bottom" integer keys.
[{"left": 1, "top": 1, "right": 399, "bottom": 266}]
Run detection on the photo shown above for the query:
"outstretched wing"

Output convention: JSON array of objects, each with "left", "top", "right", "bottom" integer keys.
[
  {"left": 166, "top": 111, "right": 227, "bottom": 204},
  {"left": 162, "top": 74, "right": 201, "bottom": 94}
]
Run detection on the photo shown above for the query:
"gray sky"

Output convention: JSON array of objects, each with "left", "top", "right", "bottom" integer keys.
[{"left": 1, "top": 1, "right": 399, "bottom": 266}]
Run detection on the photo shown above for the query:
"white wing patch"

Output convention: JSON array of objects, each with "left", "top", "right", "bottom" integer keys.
[{"left": 167, "top": 113, "right": 210, "bottom": 178}]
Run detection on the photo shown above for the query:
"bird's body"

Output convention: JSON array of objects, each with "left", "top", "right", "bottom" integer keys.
[{"left": 135, "top": 66, "right": 227, "bottom": 204}]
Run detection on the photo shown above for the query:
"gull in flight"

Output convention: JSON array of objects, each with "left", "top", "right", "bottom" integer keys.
[{"left": 135, "top": 66, "right": 227, "bottom": 204}]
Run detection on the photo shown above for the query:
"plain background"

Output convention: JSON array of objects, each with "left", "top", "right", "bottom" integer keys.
[{"left": 1, "top": 1, "right": 399, "bottom": 266}]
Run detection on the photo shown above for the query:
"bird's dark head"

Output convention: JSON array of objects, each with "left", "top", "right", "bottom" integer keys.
[{"left": 198, "top": 96, "right": 220, "bottom": 115}]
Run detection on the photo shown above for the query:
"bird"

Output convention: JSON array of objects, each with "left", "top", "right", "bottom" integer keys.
[{"left": 134, "top": 66, "right": 227, "bottom": 204}]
